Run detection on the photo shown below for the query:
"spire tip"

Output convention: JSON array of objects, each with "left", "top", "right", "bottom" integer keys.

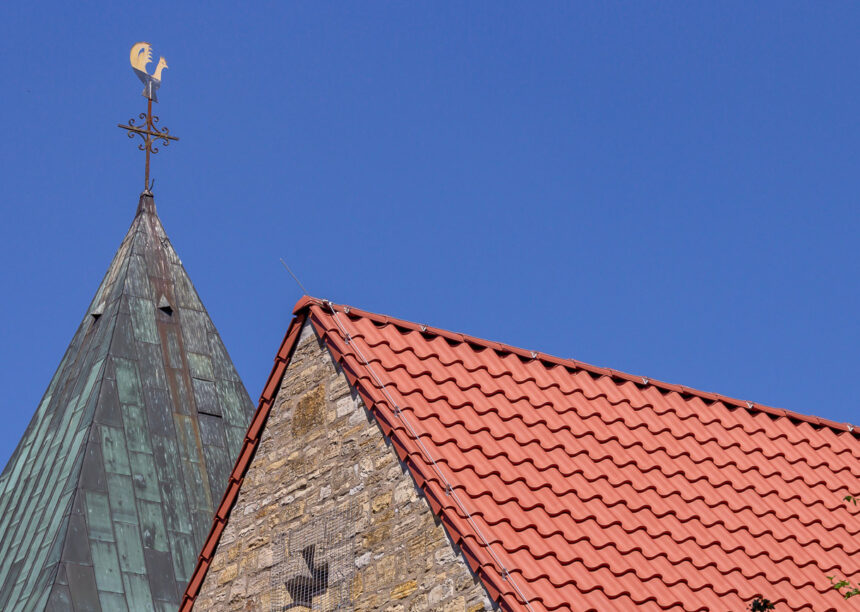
[{"left": 136, "top": 191, "right": 157, "bottom": 216}]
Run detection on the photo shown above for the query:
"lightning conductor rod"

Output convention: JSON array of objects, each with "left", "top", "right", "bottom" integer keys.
[{"left": 280, "top": 258, "right": 309, "bottom": 296}]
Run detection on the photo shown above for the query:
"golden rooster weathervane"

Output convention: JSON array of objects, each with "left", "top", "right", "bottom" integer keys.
[
  {"left": 130, "top": 42, "right": 168, "bottom": 102},
  {"left": 118, "top": 42, "right": 179, "bottom": 193}
]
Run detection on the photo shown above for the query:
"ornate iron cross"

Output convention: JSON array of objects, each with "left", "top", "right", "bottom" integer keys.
[{"left": 118, "top": 42, "right": 179, "bottom": 192}]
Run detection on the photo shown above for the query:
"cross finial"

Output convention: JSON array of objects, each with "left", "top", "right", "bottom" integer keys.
[{"left": 118, "top": 42, "right": 179, "bottom": 193}]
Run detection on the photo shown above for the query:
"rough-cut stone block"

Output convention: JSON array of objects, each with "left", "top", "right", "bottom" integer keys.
[{"left": 391, "top": 579, "right": 417, "bottom": 600}]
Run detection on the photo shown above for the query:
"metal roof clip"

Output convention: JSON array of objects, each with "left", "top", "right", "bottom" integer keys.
[
  {"left": 420, "top": 325, "right": 427, "bottom": 332},
  {"left": 848, "top": 423, "right": 855, "bottom": 432},
  {"left": 343, "top": 306, "right": 350, "bottom": 314},
  {"left": 746, "top": 401, "right": 754, "bottom": 409},
  {"left": 642, "top": 377, "right": 649, "bottom": 385},
  {"left": 445, "top": 483, "right": 453, "bottom": 496},
  {"left": 530, "top": 351, "right": 537, "bottom": 359}
]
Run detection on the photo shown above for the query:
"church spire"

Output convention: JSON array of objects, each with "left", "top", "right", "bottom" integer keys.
[
  {"left": 0, "top": 188, "right": 255, "bottom": 610},
  {"left": 0, "top": 45, "right": 254, "bottom": 610}
]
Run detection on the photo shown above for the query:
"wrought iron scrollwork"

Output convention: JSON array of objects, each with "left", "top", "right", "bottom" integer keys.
[
  {"left": 117, "top": 100, "right": 179, "bottom": 190},
  {"left": 120, "top": 113, "right": 176, "bottom": 155}
]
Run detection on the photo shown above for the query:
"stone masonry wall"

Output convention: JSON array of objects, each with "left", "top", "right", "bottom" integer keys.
[{"left": 194, "top": 323, "right": 494, "bottom": 611}]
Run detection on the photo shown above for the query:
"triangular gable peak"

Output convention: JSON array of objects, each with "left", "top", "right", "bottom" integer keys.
[
  {"left": 185, "top": 296, "right": 860, "bottom": 611},
  {"left": 0, "top": 193, "right": 255, "bottom": 610}
]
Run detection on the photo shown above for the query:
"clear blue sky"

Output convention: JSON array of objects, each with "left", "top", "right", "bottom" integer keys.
[{"left": 1, "top": 3, "right": 858, "bottom": 466}]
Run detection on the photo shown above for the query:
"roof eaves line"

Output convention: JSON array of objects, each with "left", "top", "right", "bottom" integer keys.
[{"left": 292, "top": 296, "right": 855, "bottom": 436}]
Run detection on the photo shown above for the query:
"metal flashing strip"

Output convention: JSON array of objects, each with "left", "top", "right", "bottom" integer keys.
[{"left": 323, "top": 300, "right": 535, "bottom": 611}]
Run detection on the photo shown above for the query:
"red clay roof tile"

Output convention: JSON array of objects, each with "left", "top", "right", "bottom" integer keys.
[{"left": 182, "top": 297, "right": 859, "bottom": 611}]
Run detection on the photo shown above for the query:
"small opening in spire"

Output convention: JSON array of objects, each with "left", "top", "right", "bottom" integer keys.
[
  {"left": 90, "top": 302, "right": 105, "bottom": 320},
  {"left": 158, "top": 295, "right": 173, "bottom": 315}
]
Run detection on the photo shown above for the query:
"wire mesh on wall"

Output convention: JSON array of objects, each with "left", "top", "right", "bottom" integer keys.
[{"left": 270, "top": 503, "right": 358, "bottom": 611}]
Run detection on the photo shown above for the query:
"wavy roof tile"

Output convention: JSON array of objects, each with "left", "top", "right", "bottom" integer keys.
[{"left": 184, "top": 296, "right": 859, "bottom": 611}]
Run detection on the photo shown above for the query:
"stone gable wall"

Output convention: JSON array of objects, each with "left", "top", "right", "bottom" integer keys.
[{"left": 194, "top": 323, "right": 493, "bottom": 611}]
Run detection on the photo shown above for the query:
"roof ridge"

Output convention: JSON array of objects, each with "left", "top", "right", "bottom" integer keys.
[{"left": 294, "top": 296, "right": 856, "bottom": 436}]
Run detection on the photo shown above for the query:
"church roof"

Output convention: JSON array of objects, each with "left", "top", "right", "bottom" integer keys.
[
  {"left": 0, "top": 193, "right": 254, "bottom": 610},
  {"left": 184, "top": 296, "right": 859, "bottom": 611}
]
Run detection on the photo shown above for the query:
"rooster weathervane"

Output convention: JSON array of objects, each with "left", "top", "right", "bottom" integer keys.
[{"left": 118, "top": 42, "right": 179, "bottom": 193}]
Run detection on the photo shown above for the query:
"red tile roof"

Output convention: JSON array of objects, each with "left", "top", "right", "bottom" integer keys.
[{"left": 183, "top": 296, "right": 860, "bottom": 611}]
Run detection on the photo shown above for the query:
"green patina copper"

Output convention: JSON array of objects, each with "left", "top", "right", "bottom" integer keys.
[{"left": 0, "top": 193, "right": 254, "bottom": 611}]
